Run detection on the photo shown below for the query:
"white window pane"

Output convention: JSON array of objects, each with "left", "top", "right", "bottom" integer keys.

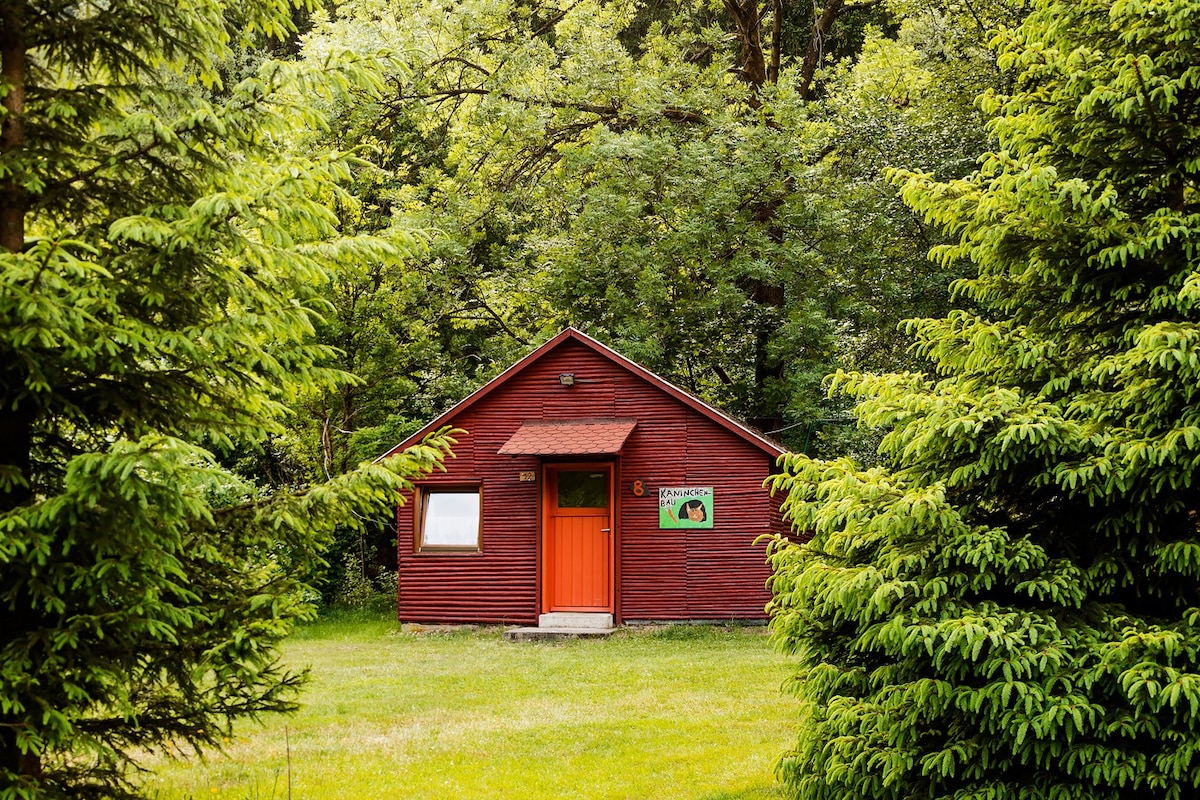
[{"left": 423, "top": 491, "right": 480, "bottom": 547}]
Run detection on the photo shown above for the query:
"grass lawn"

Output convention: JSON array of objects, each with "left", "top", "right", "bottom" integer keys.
[{"left": 141, "top": 611, "right": 795, "bottom": 800}]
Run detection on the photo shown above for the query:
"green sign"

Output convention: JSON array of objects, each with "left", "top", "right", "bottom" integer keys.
[{"left": 659, "top": 487, "right": 713, "bottom": 529}]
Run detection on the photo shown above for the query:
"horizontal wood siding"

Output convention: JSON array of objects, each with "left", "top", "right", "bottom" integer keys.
[
  {"left": 397, "top": 338, "right": 782, "bottom": 624},
  {"left": 397, "top": 406, "right": 542, "bottom": 624},
  {"left": 616, "top": 408, "right": 688, "bottom": 620},
  {"left": 681, "top": 411, "right": 775, "bottom": 619},
  {"left": 618, "top": 409, "right": 774, "bottom": 622}
]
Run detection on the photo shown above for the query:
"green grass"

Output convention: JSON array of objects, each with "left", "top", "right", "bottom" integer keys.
[{"left": 141, "top": 611, "right": 795, "bottom": 799}]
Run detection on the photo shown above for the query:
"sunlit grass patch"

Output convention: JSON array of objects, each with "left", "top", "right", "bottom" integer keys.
[{"left": 142, "top": 618, "right": 791, "bottom": 799}]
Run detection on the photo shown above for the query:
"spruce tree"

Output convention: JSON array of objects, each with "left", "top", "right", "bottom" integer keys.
[
  {"left": 0, "top": 2, "right": 449, "bottom": 797},
  {"left": 766, "top": 1, "right": 1200, "bottom": 797}
]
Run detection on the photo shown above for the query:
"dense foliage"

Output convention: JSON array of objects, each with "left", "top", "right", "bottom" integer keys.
[
  {"left": 766, "top": 0, "right": 1200, "bottom": 797},
  {"left": 4, "top": 0, "right": 1137, "bottom": 796},
  {"left": 256, "top": 0, "right": 1013, "bottom": 595},
  {"left": 279, "top": 0, "right": 1006, "bottom": 475},
  {"left": 0, "top": 2, "right": 450, "bottom": 797}
]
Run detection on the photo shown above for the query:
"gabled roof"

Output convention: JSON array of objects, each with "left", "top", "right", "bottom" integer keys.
[{"left": 377, "top": 327, "right": 787, "bottom": 460}]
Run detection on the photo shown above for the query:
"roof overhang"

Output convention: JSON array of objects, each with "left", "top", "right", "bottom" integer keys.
[{"left": 498, "top": 419, "right": 638, "bottom": 456}]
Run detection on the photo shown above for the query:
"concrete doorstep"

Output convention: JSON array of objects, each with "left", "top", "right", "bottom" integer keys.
[
  {"left": 503, "top": 626, "right": 616, "bottom": 642},
  {"left": 538, "top": 612, "right": 613, "bottom": 629},
  {"left": 503, "top": 612, "right": 616, "bottom": 642}
]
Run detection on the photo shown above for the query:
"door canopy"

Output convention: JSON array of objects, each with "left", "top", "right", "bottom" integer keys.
[{"left": 498, "top": 419, "right": 637, "bottom": 456}]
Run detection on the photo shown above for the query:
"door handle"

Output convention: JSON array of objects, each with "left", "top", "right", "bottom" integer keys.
[{"left": 601, "top": 528, "right": 611, "bottom": 533}]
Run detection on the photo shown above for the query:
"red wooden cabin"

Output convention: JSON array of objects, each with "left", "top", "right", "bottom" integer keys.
[{"left": 378, "top": 328, "right": 788, "bottom": 627}]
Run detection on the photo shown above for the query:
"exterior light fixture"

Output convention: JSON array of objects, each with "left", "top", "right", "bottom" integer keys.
[{"left": 558, "top": 373, "right": 575, "bottom": 386}]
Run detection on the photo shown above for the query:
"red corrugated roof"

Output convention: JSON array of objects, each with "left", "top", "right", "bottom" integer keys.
[{"left": 498, "top": 419, "right": 637, "bottom": 456}]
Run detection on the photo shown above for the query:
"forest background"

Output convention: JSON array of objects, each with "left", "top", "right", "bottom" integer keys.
[
  {"left": 271, "top": 0, "right": 1021, "bottom": 599},
  {"left": 0, "top": 0, "right": 1024, "bottom": 794},
  {"left": 8, "top": 0, "right": 1199, "bottom": 797}
]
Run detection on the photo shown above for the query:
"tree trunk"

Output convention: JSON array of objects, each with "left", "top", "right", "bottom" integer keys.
[
  {"left": 723, "top": 0, "right": 768, "bottom": 88},
  {"left": 0, "top": 0, "right": 32, "bottom": 509},
  {"left": 0, "top": 0, "right": 39, "bottom": 784},
  {"left": 0, "top": 0, "right": 26, "bottom": 254},
  {"left": 0, "top": 0, "right": 31, "bottom": 508},
  {"left": 798, "top": 0, "right": 859, "bottom": 101},
  {"left": 768, "top": 0, "right": 783, "bottom": 85}
]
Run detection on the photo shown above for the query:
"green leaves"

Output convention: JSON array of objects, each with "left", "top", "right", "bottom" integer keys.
[
  {"left": 769, "top": 1, "right": 1200, "bottom": 798},
  {"left": 0, "top": 430, "right": 454, "bottom": 796},
  {"left": 0, "top": 2, "right": 449, "bottom": 796}
]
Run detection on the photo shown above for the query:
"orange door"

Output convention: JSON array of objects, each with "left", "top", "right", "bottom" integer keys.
[{"left": 544, "top": 465, "right": 613, "bottom": 612}]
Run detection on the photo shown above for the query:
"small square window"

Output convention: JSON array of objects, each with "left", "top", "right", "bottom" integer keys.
[
  {"left": 416, "top": 487, "right": 481, "bottom": 552},
  {"left": 556, "top": 470, "right": 608, "bottom": 509}
]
